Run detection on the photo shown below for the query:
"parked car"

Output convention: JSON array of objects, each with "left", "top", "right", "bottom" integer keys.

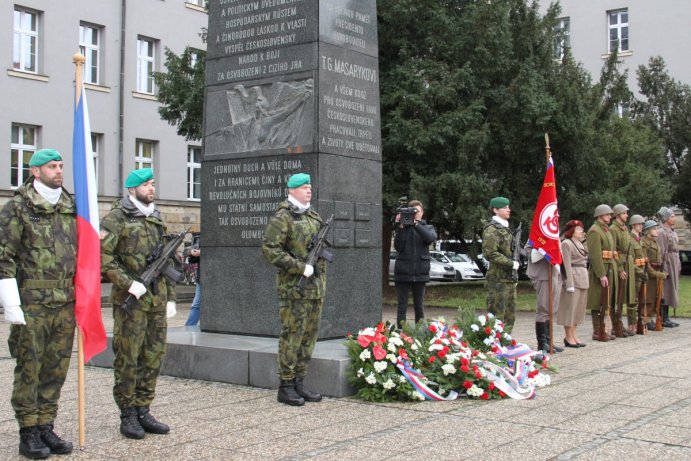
[
  {"left": 389, "top": 251, "right": 456, "bottom": 282},
  {"left": 430, "top": 251, "right": 485, "bottom": 281},
  {"left": 478, "top": 252, "right": 529, "bottom": 280}
]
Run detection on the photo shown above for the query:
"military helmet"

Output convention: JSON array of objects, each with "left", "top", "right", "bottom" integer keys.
[
  {"left": 593, "top": 204, "right": 613, "bottom": 218},
  {"left": 643, "top": 220, "right": 659, "bottom": 232},
  {"left": 612, "top": 203, "right": 629, "bottom": 216},
  {"left": 629, "top": 214, "right": 645, "bottom": 225}
]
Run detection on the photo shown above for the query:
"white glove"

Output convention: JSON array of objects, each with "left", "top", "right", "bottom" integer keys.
[
  {"left": 0, "top": 278, "right": 25, "bottom": 324},
  {"left": 566, "top": 287, "right": 575, "bottom": 293},
  {"left": 303, "top": 264, "right": 314, "bottom": 278},
  {"left": 166, "top": 301, "right": 177, "bottom": 319},
  {"left": 4, "top": 305, "right": 26, "bottom": 325},
  {"left": 512, "top": 261, "right": 520, "bottom": 271},
  {"left": 128, "top": 281, "right": 147, "bottom": 299}
]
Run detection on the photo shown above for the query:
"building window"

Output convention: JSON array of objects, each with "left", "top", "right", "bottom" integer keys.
[
  {"left": 91, "top": 133, "right": 101, "bottom": 183},
  {"left": 187, "top": 0, "right": 207, "bottom": 7},
  {"left": 135, "top": 140, "right": 154, "bottom": 170},
  {"left": 80, "top": 24, "right": 101, "bottom": 84},
  {"left": 11, "top": 124, "right": 37, "bottom": 187},
  {"left": 136, "top": 37, "right": 156, "bottom": 94},
  {"left": 187, "top": 146, "right": 201, "bottom": 200},
  {"left": 13, "top": 8, "right": 39, "bottom": 73},
  {"left": 554, "top": 17, "right": 570, "bottom": 60},
  {"left": 608, "top": 9, "right": 629, "bottom": 53}
]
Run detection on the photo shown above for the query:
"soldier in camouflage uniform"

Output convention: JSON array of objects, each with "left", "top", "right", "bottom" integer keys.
[
  {"left": 100, "top": 168, "right": 176, "bottom": 439},
  {"left": 641, "top": 220, "right": 667, "bottom": 330},
  {"left": 628, "top": 214, "right": 647, "bottom": 334},
  {"left": 0, "top": 149, "right": 75, "bottom": 459},
  {"left": 262, "top": 173, "right": 327, "bottom": 406},
  {"left": 586, "top": 204, "right": 617, "bottom": 342},
  {"left": 481, "top": 196, "right": 519, "bottom": 330},
  {"left": 609, "top": 204, "right": 635, "bottom": 337}
]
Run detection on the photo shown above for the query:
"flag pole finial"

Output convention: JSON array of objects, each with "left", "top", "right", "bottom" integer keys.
[{"left": 544, "top": 133, "right": 551, "bottom": 165}]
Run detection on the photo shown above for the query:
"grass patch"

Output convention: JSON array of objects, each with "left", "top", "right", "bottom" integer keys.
[{"left": 385, "top": 275, "right": 691, "bottom": 318}]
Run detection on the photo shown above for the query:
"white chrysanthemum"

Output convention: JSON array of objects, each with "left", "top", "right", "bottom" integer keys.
[
  {"left": 428, "top": 344, "right": 444, "bottom": 352},
  {"left": 373, "top": 361, "right": 388, "bottom": 373},
  {"left": 503, "top": 333, "right": 512, "bottom": 341},
  {"left": 478, "top": 315, "right": 487, "bottom": 326},
  {"left": 399, "top": 375, "right": 407, "bottom": 383},
  {"left": 470, "top": 324, "right": 480, "bottom": 332},
  {"left": 386, "top": 354, "right": 397, "bottom": 363},
  {"left": 388, "top": 337, "right": 404, "bottom": 347},
  {"left": 467, "top": 385, "right": 484, "bottom": 397},
  {"left": 387, "top": 343, "right": 396, "bottom": 352},
  {"left": 412, "top": 391, "right": 425, "bottom": 401},
  {"left": 365, "top": 373, "right": 377, "bottom": 385},
  {"left": 411, "top": 343, "right": 418, "bottom": 351},
  {"left": 477, "top": 352, "right": 487, "bottom": 360},
  {"left": 359, "top": 327, "right": 375, "bottom": 337},
  {"left": 359, "top": 349, "right": 371, "bottom": 361},
  {"left": 356, "top": 367, "right": 364, "bottom": 377},
  {"left": 487, "top": 312, "right": 495, "bottom": 319},
  {"left": 442, "top": 364, "right": 456, "bottom": 376},
  {"left": 494, "top": 323, "right": 504, "bottom": 333},
  {"left": 382, "top": 379, "right": 396, "bottom": 390},
  {"left": 483, "top": 337, "right": 493, "bottom": 346}
]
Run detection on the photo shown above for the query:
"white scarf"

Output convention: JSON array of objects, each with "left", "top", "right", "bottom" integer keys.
[
  {"left": 492, "top": 216, "right": 509, "bottom": 228},
  {"left": 33, "top": 179, "right": 62, "bottom": 205},
  {"left": 287, "top": 195, "right": 310, "bottom": 214},
  {"left": 129, "top": 195, "right": 155, "bottom": 217}
]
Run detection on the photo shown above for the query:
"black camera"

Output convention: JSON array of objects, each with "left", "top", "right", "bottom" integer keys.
[{"left": 396, "top": 197, "right": 417, "bottom": 227}]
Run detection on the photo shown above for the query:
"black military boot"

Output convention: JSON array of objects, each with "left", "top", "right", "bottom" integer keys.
[
  {"left": 535, "top": 322, "right": 547, "bottom": 352},
  {"left": 662, "top": 306, "right": 678, "bottom": 328},
  {"left": 294, "top": 378, "right": 322, "bottom": 402},
  {"left": 120, "top": 407, "right": 145, "bottom": 439},
  {"left": 18, "top": 426, "right": 50, "bottom": 459},
  {"left": 136, "top": 407, "right": 170, "bottom": 434},
  {"left": 277, "top": 379, "right": 305, "bottom": 406},
  {"left": 38, "top": 424, "right": 73, "bottom": 454},
  {"left": 544, "top": 325, "right": 564, "bottom": 353}
]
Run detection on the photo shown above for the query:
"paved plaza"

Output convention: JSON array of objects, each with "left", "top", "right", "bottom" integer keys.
[{"left": 1, "top": 302, "right": 691, "bottom": 460}]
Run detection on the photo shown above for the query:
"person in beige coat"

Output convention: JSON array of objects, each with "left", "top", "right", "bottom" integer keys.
[
  {"left": 558, "top": 220, "right": 589, "bottom": 347},
  {"left": 656, "top": 207, "right": 680, "bottom": 327}
]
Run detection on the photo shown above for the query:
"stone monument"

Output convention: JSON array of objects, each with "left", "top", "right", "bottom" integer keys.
[{"left": 202, "top": 0, "right": 382, "bottom": 338}]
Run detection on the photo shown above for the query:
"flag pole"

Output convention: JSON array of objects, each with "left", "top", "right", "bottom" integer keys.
[
  {"left": 545, "top": 133, "right": 554, "bottom": 355},
  {"left": 73, "top": 51, "right": 87, "bottom": 450}
]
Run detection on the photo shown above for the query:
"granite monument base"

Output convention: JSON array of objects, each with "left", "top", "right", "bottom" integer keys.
[{"left": 89, "top": 326, "right": 355, "bottom": 398}]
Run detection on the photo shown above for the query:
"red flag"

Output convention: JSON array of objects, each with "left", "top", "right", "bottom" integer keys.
[
  {"left": 73, "top": 82, "right": 107, "bottom": 363},
  {"left": 527, "top": 157, "right": 562, "bottom": 265}
]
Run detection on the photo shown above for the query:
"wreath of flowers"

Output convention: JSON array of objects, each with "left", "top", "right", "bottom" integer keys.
[{"left": 346, "top": 313, "right": 554, "bottom": 402}]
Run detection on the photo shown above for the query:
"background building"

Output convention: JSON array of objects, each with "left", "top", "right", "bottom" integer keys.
[{"left": 2, "top": 0, "right": 208, "bottom": 229}]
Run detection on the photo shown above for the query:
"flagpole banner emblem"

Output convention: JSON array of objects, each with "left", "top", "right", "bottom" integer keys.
[{"left": 528, "top": 158, "right": 562, "bottom": 265}]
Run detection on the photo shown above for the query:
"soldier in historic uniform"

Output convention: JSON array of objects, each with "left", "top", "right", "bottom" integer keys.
[
  {"left": 656, "top": 207, "right": 681, "bottom": 328},
  {"left": 100, "top": 168, "right": 176, "bottom": 439},
  {"left": 641, "top": 220, "right": 667, "bottom": 329},
  {"left": 609, "top": 204, "right": 635, "bottom": 337},
  {"left": 481, "top": 196, "right": 519, "bottom": 330},
  {"left": 628, "top": 214, "right": 647, "bottom": 334},
  {"left": 526, "top": 241, "right": 563, "bottom": 353},
  {"left": 0, "top": 149, "right": 76, "bottom": 458},
  {"left": 262, "top": 173, "right": 327, "bottom": 406},
  {"left": 586, "top": 204, "right": 617, "bottom": 342}
]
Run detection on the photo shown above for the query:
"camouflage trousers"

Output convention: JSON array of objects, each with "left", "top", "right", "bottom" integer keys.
[
  {"left": 278, "top": 298, "right": 323, "bottom": 381},
  {"left": 112, "top": 305, "right": 167, "bottom": 410},
  {"left": 8, "top": 303, "right": 75, "bottom": 428},
  {"left": 486, "top": 279, "right": 516, "bottom": 330}
]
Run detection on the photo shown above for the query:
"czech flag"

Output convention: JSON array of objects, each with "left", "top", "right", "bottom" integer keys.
[
  {"left": 73, "top": 82, "right": 107, "bottom": 362},
  {"left": 527, "top": 157, "right": 562, "bottom": 265}
]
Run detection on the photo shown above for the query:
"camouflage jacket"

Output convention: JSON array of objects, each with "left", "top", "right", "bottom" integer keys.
[
  {"left": 0, "top": 178, "right": 77, "bottom": 306},
  {"left": 262, "top": 201, "right": 327, "bottom": 300},
  {"left": 100, "top": 196, "right": 175, "bottom": 310},
  {"left": 481, "top": 219, "right": 514, "bottom": 282}
]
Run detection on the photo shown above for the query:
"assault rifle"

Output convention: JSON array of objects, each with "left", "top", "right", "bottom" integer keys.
[
  {"left": 511, "top": 222, "right": 522, "bottom": 283},
  {"left": 297, "top": 215, "right": 334, "bottom": 297},
  {"left": 121, "top": 228, "right": 189, "bottom": 317}
]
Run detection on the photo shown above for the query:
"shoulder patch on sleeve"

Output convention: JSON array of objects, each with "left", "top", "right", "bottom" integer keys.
[{"left": 99, "top": 229, "right": 110, "bottom": 240}]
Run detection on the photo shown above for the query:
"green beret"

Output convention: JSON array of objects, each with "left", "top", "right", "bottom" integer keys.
[
  {"left": 29, "top": 149, "right": 62, "bottom": 167},
  {"left": 287, "top": 173, "right": 310, "bottom": 188},
  {"left": 125, "top": 168, "right": 154, "bottom": 188},
  {"left": 489, "top": 196, "right": 510, "bottom": 209}
]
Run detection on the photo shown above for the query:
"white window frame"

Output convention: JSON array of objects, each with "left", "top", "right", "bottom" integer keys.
[
  {"left": 13, "top": 8, "right": 39, "bottom": 73},
  {"left": 136, "top": 37, "right": 156, "bottom": 94},
  {"left": 187, "top": 146, "right": 201, "bottom": 201},
  {"left": 91, "top": 133, "right": 101, "bottom": 184},
  {"left": 11, "top": 124, "right": 37, "bottom": 188},
  {"left": 80, "top": 24, "right": 101, "bottom": 84},
  {"left": 187, "top": 0, "right": 207, "bottom": 7},
  {"left": 608, "top": 9, "right": 629, "bottom": 53},
  {"left": 135, "top": 139, "right": 154, "bottom": 170},
  {"left": 554, "top": 17, "right": 570, "bottom": 60}
]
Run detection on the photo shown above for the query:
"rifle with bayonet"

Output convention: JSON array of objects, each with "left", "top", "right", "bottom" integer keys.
[
  {"left": 297, "top": 215, "right": 334, "bottom": 297},
  {"left": 511, "top": 222, "right": 523, "bottom": 283},
  {"left": 614, "top": 272, "right": 625, "bottom": 337},
  {"left": 597, "top": 267, "right": 611, "bottom": 342},
  {"left": 636, "top": 267, "right": 647, "bottom": 335},
  {"left": 121, "top": 228, "right": 190, "bottom": 317},
  {"left": 655, "top": 277, "right": 663, "bottom": 331}
]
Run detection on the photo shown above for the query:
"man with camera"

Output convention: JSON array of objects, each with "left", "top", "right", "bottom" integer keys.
[{"left": 393, "top": 199, "right": 437, "bottom": 327}]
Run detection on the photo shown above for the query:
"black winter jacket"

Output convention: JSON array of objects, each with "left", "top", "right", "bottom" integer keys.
[{"left": 393, "top": 221, "right": 437, "bottom": 283}]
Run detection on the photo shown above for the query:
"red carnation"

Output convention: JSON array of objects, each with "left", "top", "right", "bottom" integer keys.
[
  {"left": 485, "top": 326, "right": 492, "bottom": 335},
  {"left": 481, "top": 392, "right": 490, "bottom": 400},
  {"left": 499, "top": 390, "right": 507, "bottom": 397},
  {"left": 398, "top": 348, "right": 409, "bottom": 360},
  {"left": 461, "top": 365, "right": 469, "bottom": 373},
  {"left": 429, "top": 324, "right": 438, "bottom": 333},
  {"left": 463, "top": 380, "right": 473, "bottom": 389},
  {"left": 495, "top": 332, "right": 501, "bottom": 339},
  {"left": 475, "top": 371, "right": 482, "bottom": 380},
  {"left": 428, "top": 356, "right": 436, "bottom": 363},
  {"left": 511, "top": 339, "right": 517, "bottom": 346},
  {"left": 489, "top": 382, "right": 496, "bottom": 391}
]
